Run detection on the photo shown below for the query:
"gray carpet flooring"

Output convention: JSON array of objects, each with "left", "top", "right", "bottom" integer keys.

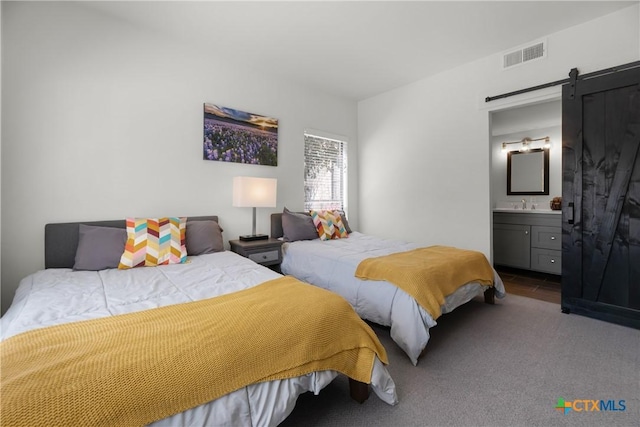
[{"left": 280, "top": 293, "right": 640, "bottom": 427}]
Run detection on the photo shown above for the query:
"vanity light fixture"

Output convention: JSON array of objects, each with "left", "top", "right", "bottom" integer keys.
[{"left": 502, "top": 136, "right": 550, "bottom": 153}]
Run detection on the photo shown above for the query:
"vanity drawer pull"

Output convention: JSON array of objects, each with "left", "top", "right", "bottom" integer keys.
[
  {"left": 550, "top": 259, "right": 555, "bottom": 263},
  {"left": 550, "top": 236, "right": 556, "bottom": 240}
]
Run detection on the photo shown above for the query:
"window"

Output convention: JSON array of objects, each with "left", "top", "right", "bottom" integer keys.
[{"left": 304, "top": 131, "right": 347, "bottom": 212}]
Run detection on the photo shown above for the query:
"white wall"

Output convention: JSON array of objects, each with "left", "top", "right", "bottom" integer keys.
[
  {"left": 358, "top": 5, "right": 639, "bottom": 258},
  {"left": 0, "top": 3, "right": 3, "bottom": 297},
  {"left": 0, "top": 2, "right": 359, "bottom": 314}
]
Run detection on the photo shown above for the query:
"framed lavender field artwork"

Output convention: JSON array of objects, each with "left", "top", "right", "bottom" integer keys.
[{"left": 203, "top": 103, "right": 278, "bottom": 166}]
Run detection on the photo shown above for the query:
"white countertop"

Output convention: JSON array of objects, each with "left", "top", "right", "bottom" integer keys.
[{"left": 493, "top": 208, "right": 561, "bottom": 214}]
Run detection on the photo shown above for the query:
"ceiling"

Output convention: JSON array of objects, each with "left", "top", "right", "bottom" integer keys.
[{"left": 82, "top": 1, "right": 638, "bottom": 101}]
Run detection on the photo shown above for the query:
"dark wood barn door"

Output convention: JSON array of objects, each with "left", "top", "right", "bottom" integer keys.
[{"left": 562, "top": 65, "right": 640, "bottom": 329}]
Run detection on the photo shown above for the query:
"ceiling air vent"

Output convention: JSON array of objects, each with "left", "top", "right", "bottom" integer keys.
[{"left": 502, "top": 40, "right": 546, "bottom": 70}]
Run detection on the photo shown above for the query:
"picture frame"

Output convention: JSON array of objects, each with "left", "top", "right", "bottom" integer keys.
[{"left": 203, "top": 103, "right": 278, "bottom": 166}]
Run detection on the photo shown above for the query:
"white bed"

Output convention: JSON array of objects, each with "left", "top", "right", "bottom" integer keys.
[
  {"left": 272, "top": 213, "right": 505, "bottom": 366},
  {"left": 1, "top": 218, "right": 397, "bottom": 427}
]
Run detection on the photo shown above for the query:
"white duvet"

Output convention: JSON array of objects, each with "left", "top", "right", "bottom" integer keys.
[
  {"left": 1, "top": 251, "right": 397, "bottom": 427},
  {"left": 281, "top": 232, "right": 506, "bottom": 366}
]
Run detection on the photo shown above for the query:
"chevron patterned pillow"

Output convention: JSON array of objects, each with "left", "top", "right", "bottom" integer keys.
[
  {"left": 310, "top": 210, "right": 348, "bottom": 240},
  {"left": 331, "top": 211, "right": 349, "bottom": 238},
  {"left": 118, "top": 217, "right": 187, "bottom": 269}
]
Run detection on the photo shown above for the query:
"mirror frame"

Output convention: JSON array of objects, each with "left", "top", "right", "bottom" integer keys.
[{"left": 507, "top": 148, "right": 550, "bottom": 195}]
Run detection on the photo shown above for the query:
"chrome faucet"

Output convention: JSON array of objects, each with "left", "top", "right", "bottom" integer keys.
[{"left": 522, "top": 199, "right": 527, "bottom": 209}]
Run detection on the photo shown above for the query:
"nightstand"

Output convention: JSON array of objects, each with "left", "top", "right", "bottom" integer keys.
[{"left": 229, "top": 238, "right": 284, "bottom": 272}]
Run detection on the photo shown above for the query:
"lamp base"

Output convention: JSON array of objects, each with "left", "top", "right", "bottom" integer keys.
[{"left": 239, "top": 234, "right": 269, "bottom": 242}]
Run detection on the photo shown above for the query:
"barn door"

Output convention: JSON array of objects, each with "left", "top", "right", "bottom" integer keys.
[{"left": 562, "top": 65, "right": 640, "bottom": 329}]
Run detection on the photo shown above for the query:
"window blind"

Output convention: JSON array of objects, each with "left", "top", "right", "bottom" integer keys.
[{"left": 303, "top": 133, "right": 347, "bottom": 212}]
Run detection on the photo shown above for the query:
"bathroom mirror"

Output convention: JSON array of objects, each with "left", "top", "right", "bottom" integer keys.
[{"left": 507, "top": 148, "right": 549, "bottom": 195}]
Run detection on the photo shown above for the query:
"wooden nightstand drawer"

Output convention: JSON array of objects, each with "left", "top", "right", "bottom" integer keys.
[
  {"left": 229, "top": 238, "right": 283, "bottom": 272},
  {"left": 248, "top": 250, "right": 279, "bottom": 264}
]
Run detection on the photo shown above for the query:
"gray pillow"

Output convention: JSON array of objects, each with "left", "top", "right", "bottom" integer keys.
[
  {"left": 334, "top": 210, "right": 353, "bottom": 234},
  {"left": 282, "top": 208, "right": 319, "bottom": 241},
  {"left": 73, "top": 225, "right": 127, "bottom": 271},
  {"left": 186, "top": 220, "right": 224, "bottom": 255}
]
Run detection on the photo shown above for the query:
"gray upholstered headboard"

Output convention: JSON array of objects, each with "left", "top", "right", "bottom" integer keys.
[
  {"left": 44, "top": 216, "right": 219, "bottom": 269},
  {"left": 270, "top": 213, "right": 285, "bottom": 239}
]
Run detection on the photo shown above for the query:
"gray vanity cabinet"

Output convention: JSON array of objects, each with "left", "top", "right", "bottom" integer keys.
[
  {"left": 493, "top": 212, "right": 561, "bottom": 275},
  {"left": 493, "top": 223, "right": 530, "bottom": 269}
]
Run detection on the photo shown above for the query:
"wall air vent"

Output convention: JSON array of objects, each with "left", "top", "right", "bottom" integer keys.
[{"left": 502, "top": 40, "right": 546, "bottom": 70}]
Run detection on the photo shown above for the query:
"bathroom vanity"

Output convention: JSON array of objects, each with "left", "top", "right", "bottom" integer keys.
[{"left": 493, "top": 210, "right": 561, "bottom": 275}]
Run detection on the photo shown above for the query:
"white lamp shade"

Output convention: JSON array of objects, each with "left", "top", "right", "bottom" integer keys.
[{"left": 232, "top": 177, "right": 277, "bottom": 208}]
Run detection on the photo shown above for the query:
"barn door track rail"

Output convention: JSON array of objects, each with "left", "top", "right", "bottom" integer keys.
[{"left": 485, "top": 60, "right": 640, "bottom": 103}]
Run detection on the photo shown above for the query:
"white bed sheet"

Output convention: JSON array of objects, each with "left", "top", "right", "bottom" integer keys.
[
  {"left": 1, "top": 251, "right": 397, "bottom": 426},
  {"left": 281, "top": 232, "right": 506, "bottom": 366}
]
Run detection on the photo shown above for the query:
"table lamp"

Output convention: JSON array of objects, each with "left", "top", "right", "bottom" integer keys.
[{"left": 232, "top": 176, "right": 277, "bottom": 241}]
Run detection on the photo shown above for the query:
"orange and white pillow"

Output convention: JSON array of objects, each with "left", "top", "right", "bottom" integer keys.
[
  {"left": 118, "top": 217, "right": 187, "bottom": 269},
  {"left": 309, "top": 210, "right": 349, "bottom": 240}
]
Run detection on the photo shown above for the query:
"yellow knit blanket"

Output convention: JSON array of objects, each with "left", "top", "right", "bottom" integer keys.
[
  {"left": 0, "top": 276, "right": 387, "bottom": 427},
  {"left": 355, "top": 245, "right": 494, "bottom": 319}
]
